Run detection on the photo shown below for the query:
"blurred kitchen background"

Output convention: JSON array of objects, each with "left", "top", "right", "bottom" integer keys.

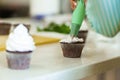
[
  {"left": 1, "top": 1, "right": 120, "bottom": 80},
  {"left": 0, "top": 0, "right": 72, "bottom": 18}
]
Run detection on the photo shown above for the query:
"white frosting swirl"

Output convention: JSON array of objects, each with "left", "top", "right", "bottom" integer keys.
[
  {"left": 60, "top": 36, "right": 84, "bottom": 43},
  {"left": 6, "top": 24, "right": 36, "bottom": 52}
]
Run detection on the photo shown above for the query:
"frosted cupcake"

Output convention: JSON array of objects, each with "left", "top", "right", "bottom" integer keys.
[
  {"left": 60, "top": 36, "right": 84, "bottom": 58},
  {"left": 6, "top": 24, "right": 36, "bottom": 70}
]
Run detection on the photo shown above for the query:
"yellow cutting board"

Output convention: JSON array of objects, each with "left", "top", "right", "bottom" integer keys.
[{"left": 0, "top": 35, "right": 60, "bottom": 51}]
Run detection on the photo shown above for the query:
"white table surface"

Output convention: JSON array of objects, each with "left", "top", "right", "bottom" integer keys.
[
  {"left": 1, "top": 17, "right": 120, "bottom": 80},
  {"left": 0, "top": 30, "right": 120, "bottom": 80}
]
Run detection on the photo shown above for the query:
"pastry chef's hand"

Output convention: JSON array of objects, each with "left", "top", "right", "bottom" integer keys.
[
  {"left": 70, "top": 0, "right": 77, "bottom": 10},
  {"left": 70, "top": 0, "right": 87, "bottom": 10}
]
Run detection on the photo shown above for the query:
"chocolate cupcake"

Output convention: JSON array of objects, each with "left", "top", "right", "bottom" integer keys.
[
  {"left": 77, "top": 30, "right": 88, "bottom": 43},
  {"left": 60, "top": 37, "right": 84, "bottom": 58},
  {"left": 0, "top": 22, "right": 11, "bottom": 35},
  {"left": 6, "top": 24, "right": 36, "bottom": 70}
]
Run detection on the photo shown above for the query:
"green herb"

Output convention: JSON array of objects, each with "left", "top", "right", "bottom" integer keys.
[{"left": 37, "top": 22, "right": 70, "bottom": 34}]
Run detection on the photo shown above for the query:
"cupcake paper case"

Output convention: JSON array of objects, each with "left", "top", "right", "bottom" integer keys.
[{"left": 60, "top": 42, "right": 85, "bottom": 58}]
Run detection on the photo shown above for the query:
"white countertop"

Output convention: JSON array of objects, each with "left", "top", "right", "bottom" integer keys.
[
  {"left": 1, "top": 17, "right": 120, "bottom": 80},
  {"left": 0, "top": 30, "right": 120, "bottom": 80}
]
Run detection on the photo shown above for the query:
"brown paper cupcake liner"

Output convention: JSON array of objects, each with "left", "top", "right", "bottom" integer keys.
[
  {"left": 6, "top": 51, "right": 32, "bottom": 70},
  {"left": 60, "top": 42, "right": 85, "bottom": 58}
]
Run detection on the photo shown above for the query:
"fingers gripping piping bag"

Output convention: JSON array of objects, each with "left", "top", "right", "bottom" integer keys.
[
  {"left": 86, "top": 0, "right": 120, "bottom": 37},
  {"left": 70, "top": 0, "right": 85, "bottom": 37}
]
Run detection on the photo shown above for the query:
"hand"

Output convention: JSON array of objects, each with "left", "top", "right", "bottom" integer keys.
[
  {"left": 70, "top": 0, "right": 87, "bottom": 10},
  {"left": 70, "top": 0, "right": 77, "bottom": 10}
]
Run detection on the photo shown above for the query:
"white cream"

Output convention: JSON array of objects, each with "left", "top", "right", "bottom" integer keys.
[
  {"left": 60, "top": 36, "right": 84, "bottom": 43},
  {"left": 6, "top": 24, "right": 36, "bottom": 52}
]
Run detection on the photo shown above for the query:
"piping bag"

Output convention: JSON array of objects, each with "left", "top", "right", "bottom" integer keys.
[{"left": 70, "top": 0, "right": 85, "bottom": 38}]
